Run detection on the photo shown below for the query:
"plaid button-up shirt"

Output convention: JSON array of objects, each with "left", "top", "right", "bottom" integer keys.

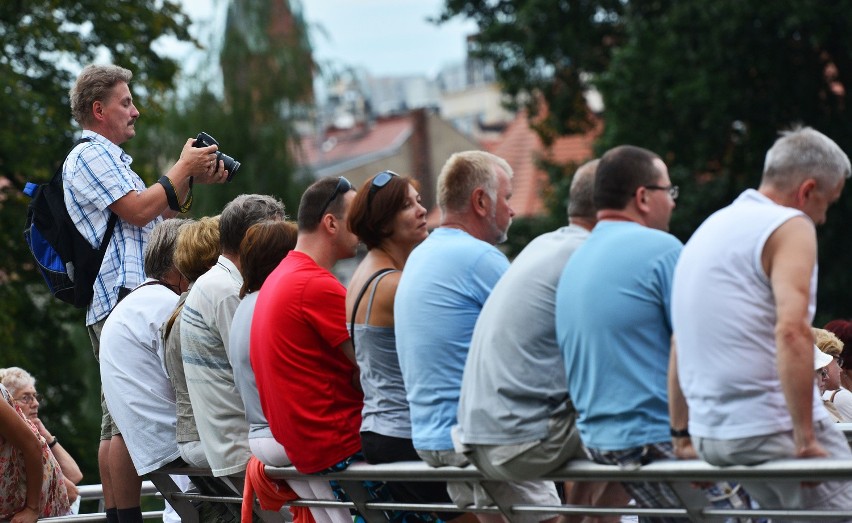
[{"left": 63, "top": 130, "right": 160, "bottom": 325}]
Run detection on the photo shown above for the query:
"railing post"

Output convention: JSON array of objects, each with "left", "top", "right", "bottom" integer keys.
[
  {"left": 338, "top": 480, "right": 392, "bottom": 523},
  {"left": 147, "top": 474, "right": 199, "bottom": 523}
]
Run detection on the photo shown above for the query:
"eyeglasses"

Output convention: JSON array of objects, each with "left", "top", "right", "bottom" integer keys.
[
  {"left": 368, "top": 170, "right": 399, "bottom": 206},
  {"left": 318, "top": 177, "right": 353, "bottom": 217},
  {"left": 17, "top": 393, "right": 42, "bottom": 404},
  {"left": 643, "top": 184, "right": 679, "bottom": 200}
]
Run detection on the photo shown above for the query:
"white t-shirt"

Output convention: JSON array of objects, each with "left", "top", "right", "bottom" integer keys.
[{"left": 100, "top": 280, "right": 181, "bottom": 475}]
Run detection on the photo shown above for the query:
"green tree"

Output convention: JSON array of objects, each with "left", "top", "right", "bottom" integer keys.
[
  {"left": 595, "top": 1, "right": 852, "bottom": 323},
  {"left": 0, "top": 0, "right": 195, "bottom": 483},
  {"left": 134, "top": 0, "right": 316, "bottom": 219},
  {"left": 440, "top": 0, "right": 852, "bottom": 321}
]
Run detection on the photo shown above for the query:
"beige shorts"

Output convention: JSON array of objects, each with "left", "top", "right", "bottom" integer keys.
[
  {"left": 417, "top": 448, "right": 560, "bottom": 523},
  {"left": 457, "top": 408, "right": 584, "bottom": 481},
  {"left": 88, "top": 318, "right": 119, "bottom": 441}
]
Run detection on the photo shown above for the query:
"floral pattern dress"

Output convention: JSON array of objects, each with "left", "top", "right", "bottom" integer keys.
[{"left": 0, "top": 384, "right": 70, "bottom": 519}]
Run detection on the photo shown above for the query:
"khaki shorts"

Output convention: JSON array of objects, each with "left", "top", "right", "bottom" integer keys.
[
  {"left": 88, "top": 318, "right": 120, "bottom": 441},
  {"left": 457, "top": 408, "right": 584, "bottom": 481},
  {"left": 695, "top": 418, "right": 852, "bottom": 516},
  {"left": 417, "top": 448, "right": 560, "bottom": 523}
]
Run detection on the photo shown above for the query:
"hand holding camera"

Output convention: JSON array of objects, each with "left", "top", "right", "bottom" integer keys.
[{"left": 193, "top": 131, "right": 241, "bottom": 182}]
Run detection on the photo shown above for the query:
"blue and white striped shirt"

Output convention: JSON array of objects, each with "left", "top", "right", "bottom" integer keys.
[{"left": 63, "top": 130, "right": 160, "bottom": 325}]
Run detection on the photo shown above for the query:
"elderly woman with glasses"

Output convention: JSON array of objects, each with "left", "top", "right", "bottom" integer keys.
[
  {"left": 0, "top": 382, "right": 71, "bottom": 522},
  {"left": 0, "top": 368, "right": 82, "bottom": 499},
  {"left": 346, "top": 171, "right": 460, "bottom": 518}
]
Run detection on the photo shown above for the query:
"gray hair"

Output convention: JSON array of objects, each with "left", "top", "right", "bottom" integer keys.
[
  {"left": 567, "top": 159, "right": 599, "bottom": 219},
  {"left": 763, "top": 126, "right": 851, "bottom": 191},
  {"left": 220, "top": 194, "right": 287, "bottom": 253},
  {"left": 69, "top": 64, "right": 133, "bottom": 126},
  {"left": 144, "top": 219, "right": 188, "bottom": 279},
  {"left": 437, "top": 151, "right": 513, "bottom": 213},
  {"left": 0, "top": 367, "right": 35, "bottom": 397}
]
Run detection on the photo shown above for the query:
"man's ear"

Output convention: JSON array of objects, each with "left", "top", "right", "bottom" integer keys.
[
  {"left": 471, "top": 187, "right": 489, "bottom": 217},
  {"left": 92, "top": 101, "right": 104, "bottom": 121},
  {"left": 322, "top": 212, "right": 338, "bottom": 234},
  {"left": 634, "top": 186, "right": 650, "bottom": 213},
  {"left": 797, "top": 178, "right": 818, "bottom": 204}
]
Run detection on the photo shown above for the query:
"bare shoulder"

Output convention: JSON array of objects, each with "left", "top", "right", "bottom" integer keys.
[{"left": 762, "top": 215, "right": 816, "bottom": 277}]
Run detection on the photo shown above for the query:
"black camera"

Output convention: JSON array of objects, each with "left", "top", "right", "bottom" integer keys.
[{"left": 193, "top": 131, "right": 241, "bottom": 182}]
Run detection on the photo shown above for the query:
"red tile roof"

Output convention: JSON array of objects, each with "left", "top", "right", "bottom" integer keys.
[
  {"left": 297, "top": 116, "right": 413, "bottom": 171},
  {"left": 486, "top": 112, "right": 600, "bottom": 217}
]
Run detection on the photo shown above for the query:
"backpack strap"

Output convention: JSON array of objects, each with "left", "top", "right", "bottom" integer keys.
[
  {"left": 348, "top": 268, "right": 396, "bottom": 348},
  {"left": 64, "top": 137, "right": 119, "bottom": 259}
]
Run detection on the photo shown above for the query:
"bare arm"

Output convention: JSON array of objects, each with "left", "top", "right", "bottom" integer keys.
[
  {"left": 667, "top": 339, "right": 696, "bottom": 459},
  {"left": 336, "top": 339, "right": 362, "bottom": 392},
  {"left": 0, "top": 401, "right": 42, "bottom": 522},
  {"left": 109, "top": 139, "right": 228, "bottom": 226},
  {"left": 34, "top": 418, "right": 82, "bottom": 484},
  {"left": 764, "top": 216, "right": 825, "bottom": 458}
]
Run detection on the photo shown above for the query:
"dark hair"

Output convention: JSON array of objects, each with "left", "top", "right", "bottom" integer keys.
[
  {"left": 348, "top": 174, "right": 418, "bottom": 250},
  {"left": 594, "top": 145, "right": 662, "bottom": 210},
  {"left": 824, "top": 319, "right": 852, "bottom": 369},
  {"left": 220, "top": 194, "right": 286, "bottom": 254},
  {"left": 238, "top": 220, "right": 298, "bottom": 298},
  {"left": 297, "top": 177, "right": 352, "bottom": 232}
]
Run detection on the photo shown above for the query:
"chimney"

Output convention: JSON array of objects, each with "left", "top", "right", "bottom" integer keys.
[{"left": 410, "top": 108, "right": 435, "bottom": 210}]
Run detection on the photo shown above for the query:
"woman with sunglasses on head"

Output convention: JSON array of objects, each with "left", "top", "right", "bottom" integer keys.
[
  {"left": 0, "top": 367, "right": 81, "bottom": 507},
  {"left": 347, "top": 171, "right": 462, "bottom": 520}
]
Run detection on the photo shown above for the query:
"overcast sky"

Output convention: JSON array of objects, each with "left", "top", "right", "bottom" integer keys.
[{"left": 168, "top": 0, "right": 477, "bottom": 79}]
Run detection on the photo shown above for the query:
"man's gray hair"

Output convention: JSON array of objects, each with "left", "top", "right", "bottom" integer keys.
[
  {"left": 437, "top": 150, "right": 513, "bottom": 213},
  {"left": 70, "top": 64, "right": 133, "bottom": 126},
  {"left": 220, "top": 194, "right": 287, "bottom": 254},
  {"left": 567, "top": 159, "right": 599, "bottom": 219},
  {"left": 763, "top": 126, "right": 851, "bottom": 191},
  {"left": 144, "top": 219, "right": 187, "bottom": 279}
]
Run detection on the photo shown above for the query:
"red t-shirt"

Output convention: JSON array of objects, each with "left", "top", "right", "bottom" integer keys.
[{"left": 251, "top": 251, "right": 363, "bottom": 473}]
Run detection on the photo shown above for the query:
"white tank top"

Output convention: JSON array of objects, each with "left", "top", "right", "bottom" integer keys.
[{"left": 672, "top": 189, "right": 826, "bottom": 439}]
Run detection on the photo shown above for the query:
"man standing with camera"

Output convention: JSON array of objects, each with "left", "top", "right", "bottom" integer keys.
[{"left": 64, "top": 63, "right": 228, "bottom": 523}]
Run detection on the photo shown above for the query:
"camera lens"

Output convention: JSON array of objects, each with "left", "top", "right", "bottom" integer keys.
[{"left": 218, "top": 152, "right": 241, "bottom": 181}]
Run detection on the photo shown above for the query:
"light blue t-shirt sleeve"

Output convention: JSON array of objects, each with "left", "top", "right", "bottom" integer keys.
[
  {"left": 654, "top": 241, "right": 683, "bottom": 330},
  {"left": 466, "top": 247, "right": 510, "bottom": 306}
]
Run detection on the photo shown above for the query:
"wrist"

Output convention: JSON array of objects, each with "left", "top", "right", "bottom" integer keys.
[
  {"left": 25, "top": 502, "right": 39, "bottom": 512},
  {"left": 48, "top": 437, "right": 58, "bottom": 448},
  {"left": 670, "top": 427, "right": 690, "bottom": 438}
]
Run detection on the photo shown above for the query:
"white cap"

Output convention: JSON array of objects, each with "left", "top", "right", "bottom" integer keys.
[{"left": 815, "top": 345, "right": 833, "bottom": 370}]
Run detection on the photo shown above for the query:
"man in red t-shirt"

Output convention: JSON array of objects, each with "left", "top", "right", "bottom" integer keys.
[{"left": 251, "top": 176, "right": 362, "bottom": 473}]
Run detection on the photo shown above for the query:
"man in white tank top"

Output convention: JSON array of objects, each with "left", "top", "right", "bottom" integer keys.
[{"left": 671, "top": 126, "right": 852, "bottom": 515}]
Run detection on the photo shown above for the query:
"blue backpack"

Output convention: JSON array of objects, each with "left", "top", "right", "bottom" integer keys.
[{"left": 23, "top": 138, "right": 118, "bottom": 308}]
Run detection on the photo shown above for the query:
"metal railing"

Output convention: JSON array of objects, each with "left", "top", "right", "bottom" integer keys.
[{"left": 42, "top": 424, "right": 852, "bottom": 522}]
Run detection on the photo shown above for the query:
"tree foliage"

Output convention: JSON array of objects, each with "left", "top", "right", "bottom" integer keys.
[
  {"left": 135, "top": 0, "right": 316, "bottom": 219},
  {"left": 440, "top": 0, "right": 852, "bottom": 322},
  {"left": 0, "top": 0, "right": 194, "bottom": 482}
]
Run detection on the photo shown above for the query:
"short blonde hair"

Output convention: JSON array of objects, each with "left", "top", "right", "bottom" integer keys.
[
  {"left": 814, "top": 327, "right": 844, "bottom": 357},
  {"left": 437, "top": 151, "right": 513, "bottom": 213},
  {"left": 174, "top": 216, "right": 221, "bottom": 282},
  {"left": 0, "top": 367, "right": 35, "bottom": 397}
]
